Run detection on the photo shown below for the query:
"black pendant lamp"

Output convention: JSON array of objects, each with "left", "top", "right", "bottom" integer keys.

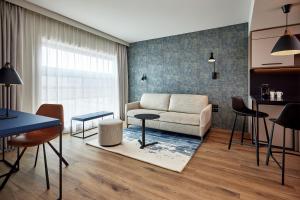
[{"left": 271, "top": 4, "right": 300, "bottom": 56}]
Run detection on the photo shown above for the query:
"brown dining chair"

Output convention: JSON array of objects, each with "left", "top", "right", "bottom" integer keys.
[{"left": 6, "top": 104, "right": 69, "bottom": 189}]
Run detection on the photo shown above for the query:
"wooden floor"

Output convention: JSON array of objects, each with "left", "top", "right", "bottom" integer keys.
[{"left": 0, "top": 129, "right": 300, "bottom": 200}]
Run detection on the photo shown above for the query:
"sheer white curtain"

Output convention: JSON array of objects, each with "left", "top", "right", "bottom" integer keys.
[
  {"left": 22, "top": 11, "right": 120, "bottom": 129},
  {"left": 40, "top": 39, "right": 119, "bottom": 128}
]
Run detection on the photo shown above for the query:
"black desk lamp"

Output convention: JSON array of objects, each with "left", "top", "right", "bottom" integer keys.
[{"left": 0, "top": 62, "right": 23, "bottom": 119}]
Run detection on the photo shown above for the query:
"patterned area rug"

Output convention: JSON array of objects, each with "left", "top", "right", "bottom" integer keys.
[{"left": 86, "top": 126, "right": 202, "bottom": 172}]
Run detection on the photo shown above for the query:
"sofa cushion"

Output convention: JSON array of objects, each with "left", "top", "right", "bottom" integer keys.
[
  {"left": 127, "top": 109, "right": 166, "bottom": 118},
  {"left": 168, "top": 94, "right": 208, "bottom": 114},
  {"left": 159, "top": 112, "right": 200, "bottom": 126},
  {"left": 140, "top": 93, "right": 171, "bottom": 111}
]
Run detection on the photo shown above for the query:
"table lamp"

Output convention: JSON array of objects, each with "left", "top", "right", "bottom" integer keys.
[{"left": 0, "top": 62, "right": 23, "bottom": 119}]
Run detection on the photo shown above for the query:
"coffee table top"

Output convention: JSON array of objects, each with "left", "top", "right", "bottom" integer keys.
[{"left": 134, "top": 114, "right": 160, "bottom": 120}]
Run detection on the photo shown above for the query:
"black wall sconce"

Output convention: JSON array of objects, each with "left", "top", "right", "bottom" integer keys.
[
  {"left": 141, "top": 73, "right": 147, "bottom": 81},
  {"left": 208, "top": 52, "right": 217, "bottom": 79}
]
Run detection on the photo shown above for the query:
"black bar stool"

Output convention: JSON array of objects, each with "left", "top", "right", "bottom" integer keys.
[
  {"left": 228, "top": 96, "right": 269, "bottom": 150},
  {"left": 266, "top": 103, "right": 300, "bottom": 185}
]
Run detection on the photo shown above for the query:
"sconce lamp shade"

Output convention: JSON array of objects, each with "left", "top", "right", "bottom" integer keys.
[
  {"left": 141, "top": 73, "right": 147, "bottom": 81},
  {"left": 208, "top": 52, "right": 215, "bottom": 62},
  {"left": 271, "top": 34, "right": 300, "bottom": 56},
  {"left": 0, "top": 63, "right": 23, "bottom": 85}
]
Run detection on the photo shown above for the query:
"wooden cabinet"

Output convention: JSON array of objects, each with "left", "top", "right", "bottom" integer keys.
[
  {"left": 252, "top": 37, "right": 294, "bottom": 67},
  {"left": 251, "top": 25, "right": 300, "bottom": 68}
]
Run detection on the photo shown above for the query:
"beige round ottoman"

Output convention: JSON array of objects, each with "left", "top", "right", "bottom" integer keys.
[{"left": 98, "top": 119, "right": 123, "bottom": 146}]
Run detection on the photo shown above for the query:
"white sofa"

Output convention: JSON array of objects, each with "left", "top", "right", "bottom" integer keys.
[{"left": 125, "top": 93, "right": 212, "bottom": 138}]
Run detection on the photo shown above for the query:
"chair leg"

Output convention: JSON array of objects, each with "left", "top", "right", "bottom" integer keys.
[
  {"left": 43, "top": 143, "right": 50, "bottom": 189},
  {"left": 282, "top": 128, "right": 286, "bottom": 185},
  {"left": 0, "top": 147, "right": 27, "bottom": 190},
  {"left": 251, "top": 116, "right": 254, "bottom": 144},
  {"left": 292, "top": 129, "right": 295, "bottom": 151},
  {"left": 2, "top": 137, "right": 5, "bottom": 160},
  {"left": 34, "top": 145, "right": 40, "bottom": 168},
  {"left": 16, "top": 147, "right": 20, "bottom": 170},
  {"left": 241, "top": 116, "right": 246, "bottom": 144},
  {"left": 266, "top": 122, "right": 275, "bottom": 165},
  {"left": 228, "top": 114, "right": 237, "bottom": 150},
  {"left": 263, "top": 117, "right": 270, "bottom": 143},
  {"left": 47, "top": 142, "right": 69, "bottom": 167}
]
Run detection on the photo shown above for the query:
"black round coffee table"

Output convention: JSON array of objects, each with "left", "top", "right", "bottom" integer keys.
[{"left": 134, "top": 114, "right": 160, "bottom": 149}]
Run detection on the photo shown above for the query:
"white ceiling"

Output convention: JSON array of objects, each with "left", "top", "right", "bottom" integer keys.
[
  {"left": 250, "top": 0, "right": 300, "bottom": 31},
  {"left": 25, "top": 0, "right": 251, "bottom": 43}
]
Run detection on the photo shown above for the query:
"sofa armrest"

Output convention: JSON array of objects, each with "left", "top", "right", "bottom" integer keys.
[
  {"left": 125, "top": 101, "right": 140, "bottom": 112},
  {"left": 199, "top": 104, "right": 212, "bottom": 133},
  {"left": 125, "top": 101, "right": 140, "bottom": 127}
]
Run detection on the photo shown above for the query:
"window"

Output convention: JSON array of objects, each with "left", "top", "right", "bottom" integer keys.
[{"left": 41, "top": 39, "right": 119, "bottom": 129}]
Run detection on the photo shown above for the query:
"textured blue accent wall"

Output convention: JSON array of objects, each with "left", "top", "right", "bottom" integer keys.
[{"left": 128, "top": 23, "right": 248, "bottom": 130}]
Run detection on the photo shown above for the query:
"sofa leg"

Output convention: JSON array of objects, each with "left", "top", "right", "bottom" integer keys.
[
  {"left": 126, "top": 117, "right": 129, "bottom": 128},
  {"left": 199, "top": 128, "right": 211, "bottom": 142}
]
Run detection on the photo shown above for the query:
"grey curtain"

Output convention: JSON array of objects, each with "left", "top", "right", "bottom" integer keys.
[
  {"left": 116, "top": 44, "right": 128, "bottom": 120},
  {"left": 0, "top": 1, "right": 24, "bottom": 111},
  {"left": 0, "top": 1, "right": 24, "bottom": 151}
]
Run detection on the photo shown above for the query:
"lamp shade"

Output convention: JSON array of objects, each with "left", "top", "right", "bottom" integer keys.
[
  {"left": 208, "top": 52, "right": 215, "bottom": 62},
  {"left": 0, "top": 63, "right": 23, "bottom": 85},
  {"left": 271, "top": 34, "right": 300, "bottom": 56}
]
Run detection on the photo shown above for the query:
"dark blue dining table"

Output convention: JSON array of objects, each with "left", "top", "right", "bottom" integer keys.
[{"left": 0, "top": 109, "right": 63, "bottom": 199}]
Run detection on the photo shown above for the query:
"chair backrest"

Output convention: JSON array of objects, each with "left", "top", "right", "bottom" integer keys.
[
  {"left": 36, "top": 104, "right": 64, "bottom": 131},
  {"left": 231, "top": 96, "right": 248, "bottom": 113},
  {"left": 275, "top": 103, "right": 300, "bottom": 130}
]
